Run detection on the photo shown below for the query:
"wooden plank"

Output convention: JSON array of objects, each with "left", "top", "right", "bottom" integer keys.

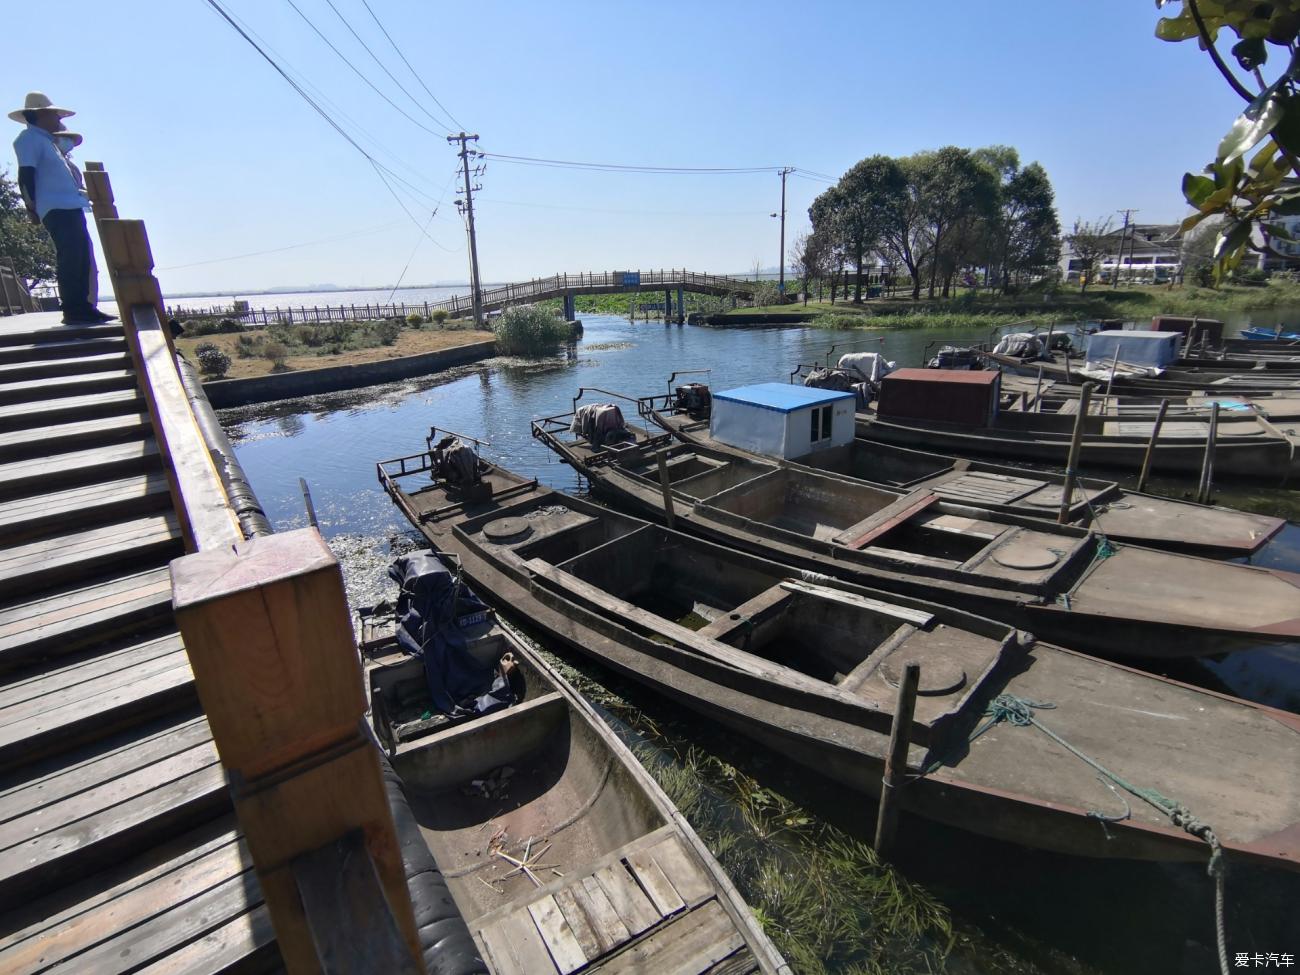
[
  {"left": 128, "top": 902, "right": 277, "bottom": 975},
  {"left": 0, "top": 351, "right": 131, "bottom": 383},
  {"left": 0, "top": 471, "right": 171, "bottom": 544},
  {"left": 704, "top": 949, "right": 759, "bottom": 975},
  {"left": 592, "top": 863, "right": 660, "bottom": 936},
  {"left": 576, "top": 875, "right": 632, "bottom": 953},
  {"left": 644, "top": 835, "right": 715, "bottom": 909},
  {"left": 597, "top": 900, "right": 744, "bottom": 975},
  {"left": 779, "top": 579, "right": 934, "bottom": 626},
  {"left": 528, "top": 893, "right": 589, "bottom": 974},
  {"left": 480, "top": 908, "right": 559, "bottom": 975},
  {"left": 834, "top": 490, "right": 938, "bottom": 550},
  {"left": 0, "top": 387, "right": 144, "bottom": 431},
  {"left": 0, "top": 412, "right": 150, "bottom": 461},
  {"left": 0, "top": 369, "right": 136, "bottom": 407},
  {"left": 0, "top": 630, "right": 181, "bottom": 711},
  {"left": 625, "top": 850, "right": 686, "bottom": 917},
  {"left": 0, "top": 438, "right": 160, "bottom": 500},
  {"left": 553, "top": 886, "right": 603, "bottom": 960}
]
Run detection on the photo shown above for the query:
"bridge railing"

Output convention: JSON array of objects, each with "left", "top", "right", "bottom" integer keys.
[{"left": 0, "top": 259, "right": 39, "bottom": 315}]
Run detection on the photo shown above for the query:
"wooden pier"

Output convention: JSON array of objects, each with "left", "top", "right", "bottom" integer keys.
[{"left": 0, "top": 167, "right": 437, "bottom": 972}]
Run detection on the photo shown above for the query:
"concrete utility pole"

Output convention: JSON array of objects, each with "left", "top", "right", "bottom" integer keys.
[
  {"left": 772, "top": 167, "right": 794, "bottom": 295},
  {"left": 1112, "top": 208, "right": 1137, "bottom": 289},
  {"left": 448, "top": 132, "right": 484, "bottom": 326}
]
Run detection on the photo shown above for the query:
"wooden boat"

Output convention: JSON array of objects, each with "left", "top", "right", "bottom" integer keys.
[
  {"left": 984, "top": 347, "right": 1300, "bottom": 395},
  {"left": 372, "top": 455, "right": 1300, "bottom": 873},
  {"left": 526, "top": 407, "right": 1300, "bottom": 659},
  {"left": 359, "top": 557, "right": 789, "bottom": 975},
  {"left": 851, "top": 368, "right": 1300, "bottom": 480},
  {"left": 636, "top": 393, "right": 1285, "bottom": 559}
]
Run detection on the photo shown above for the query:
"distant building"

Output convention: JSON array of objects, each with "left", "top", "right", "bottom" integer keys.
[{"left": 1060, "top": 223, "right": 1182, "bottom": 284}]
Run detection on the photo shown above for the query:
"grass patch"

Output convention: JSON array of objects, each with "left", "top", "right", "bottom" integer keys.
[{"left": 491, "top": 305, "right": 573, "bottom": 355}]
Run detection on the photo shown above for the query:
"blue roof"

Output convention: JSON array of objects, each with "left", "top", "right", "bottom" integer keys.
[{"left": 713, "top": 382, "right": 854, "bottom": 414}]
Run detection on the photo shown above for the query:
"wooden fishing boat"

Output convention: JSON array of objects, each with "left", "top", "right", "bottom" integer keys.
[
  {"left": 359, "top": 556, "right": 789, "bottom": 975},
  {"left": 372, "top": 455, "right": 1300, "bottom": 874},
  {"left": 526, "top": 404, "right": 1300, "bottom": 658},
  {"left": 637, "top": 392, "right": 1285, "bottom": 559},
  {"left": 851, "top": 368, "right": 1300, "bottom": 480},
  {"left": 984, "top": 347, "right": 1300, "bottom": 395}
]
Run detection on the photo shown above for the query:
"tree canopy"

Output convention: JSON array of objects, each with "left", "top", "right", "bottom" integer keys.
[
  {"left": 807, "top": 146, "right": 1060, "bottom": 300},
  {"left": 1156, "top": 1, "right": 1300, "bottom": 278},
  {"left": 0, "top": 169, "right": 55, "bottom": 290}
]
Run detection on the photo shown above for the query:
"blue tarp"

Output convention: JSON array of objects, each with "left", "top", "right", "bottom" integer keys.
[
  {"left": 713, "top": 382, "right": 854, "bottom": 414},
  {"left": 388, "top": 553, "right": 515, "bottom": 718}
]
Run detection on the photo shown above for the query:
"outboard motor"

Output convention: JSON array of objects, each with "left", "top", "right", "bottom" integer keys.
[
  {"left": 928, "top": 345, "right": 981, "bottom": 370},
  {"left": 430, "top": 435, "right": 483, "bottom": 488},
  {"left": 674, "top": 383, "right": 712, "bottom": 418}
]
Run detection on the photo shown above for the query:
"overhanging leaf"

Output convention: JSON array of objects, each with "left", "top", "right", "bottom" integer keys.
[
  {"left": 1182, "top": 172, "right": 1216, "bottom": 206},
  {"left": 1232, "top": 36, "right": 1268, "bottom": 69},
  {"left": 1218, "top": 91, "right": 1286, "bottom": 164},
  {"left": 1214, "top": 217, "right": 1254, "bottom": 260},
  {"left": 1268, "top": 192, "right": 1300, "bottom": 216}
]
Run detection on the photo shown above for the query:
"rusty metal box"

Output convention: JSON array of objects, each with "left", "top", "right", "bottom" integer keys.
[{"left": 876, "top": 369, "right": 1000, "bottom": 426}]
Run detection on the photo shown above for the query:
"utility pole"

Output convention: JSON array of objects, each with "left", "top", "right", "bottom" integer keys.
[
  {"left": 1112, "top": 208, "right": 1137, "bottom": 289},
  {"left": 772, "top": 167, "right": 794, "bottom": 295},
  {"left": 448, "top": 132, "right": 484, "bottom": 326}
]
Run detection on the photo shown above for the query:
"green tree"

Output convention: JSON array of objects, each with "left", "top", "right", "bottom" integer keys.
[
  {"left": 914, "top": 147, "right": 1000, "bottom": 299},
  {"left": 810, "top": 155, "right": 906, "bottom": 303},
  {"left": 1000, "top": 163, "right": 1062, "bottom": 291},
  {"left": 1065, "top": 218, "right": 1114, "bottom": 294},
  {"left": 0, "top": 169, "right": 55, "bottom": 289},
  {"left": 1156, "top": 1, "right": 1300, "bottom": 278},
  {"left": 876, "top": 155, "right": 930, "bottom": 300}
]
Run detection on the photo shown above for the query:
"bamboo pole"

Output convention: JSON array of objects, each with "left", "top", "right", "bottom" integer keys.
[
  {"left": 1135, "top": 399, "right": 1170, "bottom": 493},
  {"left": 656, "top": 451, "right": 676, "bottom": 529},
  {"left": 1102, "top": 347, "right": 1120, "bottom": 413},
  {"left": 1058, "top": 382, "right": 1095, "bottom": 524},
  {"left": 1197, "top": 401, "right": 1220, "bottom": 504},
  {"left": 874, "top": 662, "right": 920, "bottom": 858},
  {"left": 1032, "top": 365, "right": 1044, "bottom": 413}
]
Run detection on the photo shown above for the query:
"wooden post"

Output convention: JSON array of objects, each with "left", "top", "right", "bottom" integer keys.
[
  {"left": 656, "top": 451, "right": 677, "bottom": 529},
  {"left": 1062, "top": 348, "right": 1071, "bottom": 383},
  {"left": 96, "top": 218, "right": 170, "bottom": 345},
  {"left": 1102, "top": 347, "right": 1121, "bottom": 413},
  {"left": 300, "top": 477, "right": 319, "bottom": 528},
  {"left": 874, "top": 662, "right": 920, "bottom": 858},
  {"left": 1197, "top": 401, "right": 1220, "bottom": 504},
  {"left": 1135, "top": 399, "right": 1170, "bottom": 492},
  {"left": 171, "top": 529, "right": 425, "bottom": 975},
  {"left": 1057, "top": 381, "right": 1094, "bottom": 524},
  {"left": 1032, "top": 364, "right": 1044, "bottom": 412}
]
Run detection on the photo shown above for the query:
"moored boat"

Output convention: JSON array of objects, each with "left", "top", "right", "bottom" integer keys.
[
  {"left": 638, "top": 387, "right": 1285, "bottom": 559},
  {"left": 361, "top": 551, "right": 789, "bottom": 974},
  {"left": 527, "top": 394, "right": 1300, "bottom": 659},
  {"left": 372, "top": 452, "right": 1300, "bottom": 875}
]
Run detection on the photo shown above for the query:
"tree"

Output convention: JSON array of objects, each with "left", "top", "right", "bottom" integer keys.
[
  {"left": 1001, "top": 163, "right": 1062, "bottom": 291},
  {"left": 876, "top": 155, "right": 930, "bottom": 300},
  {"left": 0, "top": 169, "right": 55, "bottom": 289},
  {"left": 810, "top": 156, "right": 906, "bottom": 303},
  {"left": 789, "top": 230, "right": 830, "bottom": 305},
  {"left": 1155, "top": 2, "right": 1300, "bottom": 279},
  {"left": 1181, "top": 216, "right": 1225, "bottom": 287},
  {"left": 914, "top": 147, "right": 1000, "bottom": 299},
  {"left": 1065, "top": 218, "right": 1114, "bottom": 293}
]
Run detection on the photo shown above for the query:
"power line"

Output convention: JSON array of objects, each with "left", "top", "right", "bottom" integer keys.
[
  {"left": 477, "top": 197, "right": 765, "bottom": 217},
  {"left": 357, "top": 0, "right": 465, "bottom": 131},
  {"left": 157, "top": 222, "right": 401, "bottom": 270},
  {"left": 280, "top": 0, "right": 449, "bottom": 137},
  {"left": 479, "top": 151, "right": 785, "bottom": 174},
  {"left": 319, "top": 0, "right": 456, "bottom": 131}
]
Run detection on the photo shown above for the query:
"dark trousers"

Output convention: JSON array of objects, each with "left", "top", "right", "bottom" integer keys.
[{"left": 41, "top": 208, "right": 94, "bottom": 317}]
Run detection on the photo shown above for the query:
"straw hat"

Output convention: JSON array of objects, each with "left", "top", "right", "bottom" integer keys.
[
  {"left": 55, "top": 131, "right": 83, "bottom": 148},
  {"left": 8, "top": 91, "right": 75, "bottom": 124}
]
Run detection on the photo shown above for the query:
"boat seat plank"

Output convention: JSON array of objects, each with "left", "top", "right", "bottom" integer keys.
[
  {"left": 625, "top": 848, "right": 686, "bottom": 917},
  {"left": 574, "top": 875, "right": 632, "bottom": 953},
  {"left": 480, "top": 906, "right": 559, "bottom": 975},
  {"left": 592, "top": 862, "right": 660, "bottom": 936},
  {"left": 779, "top": 579, "right": 934, "bottom": 627},
  {"left": 918, "top": 513, "right": 1003, "bottom": 541},
  {"left": 0, "top": 567, "right": 174, "bottom": 669},
  {"left": 529, "top": 893, "right": 590, "bottom": 973},
  {"left": 553, "top": 886, "right": 604, "bottom": 960},
  {"left": 595, "top": 900, "right": 744, "bottom": 975},
  {"left": 833, "top": 489, "right": 938, "bottom": 550},
  {"left": 641, "top": 834, "right": 714, "bottom": 909},
  {"left": 696, "top": 586, "right": 794, "bottom": 640},
  {"left": 0, "top": 471, "right": 171, "bottom": 545}
]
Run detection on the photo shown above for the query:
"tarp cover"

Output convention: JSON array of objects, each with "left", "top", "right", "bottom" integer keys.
[
  {"left": 1085, "top": 330, "right": 1180, "bottom": 371},
  {"left": 388, "top": 553, "right": 515, "bottom": 718},
  {"left": 838, "top": 352, "right": 895, "bottom": 385},
  {"left": 992, "top": 332, "right": 1048, "bottom": 358}
]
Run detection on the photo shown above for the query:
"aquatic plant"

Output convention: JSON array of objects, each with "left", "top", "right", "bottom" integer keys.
[{"left": 492, "top": 305, "right": 572, "bottom": 355}]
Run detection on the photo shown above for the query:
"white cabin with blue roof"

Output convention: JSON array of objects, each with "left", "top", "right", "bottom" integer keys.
[{"left": 710, "top": 382, "right": 855, "bottom": 460}]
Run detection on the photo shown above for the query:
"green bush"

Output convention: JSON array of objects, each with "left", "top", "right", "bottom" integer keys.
[
  {"left": 218, "top": 318, "right": 242, "bottom": 333},
  {"left": 235, "top": 334, "right": 259, "bottom": 358},
  {"left": 183, "top": 318, "right": 220, "bottom": 336},
  {"left": 406, "top": 312, "right": 425, "bottom": 327},
  {"left": 263, "top": 341, "right": 289, "bottom": 371},
  {"left": 195, "top": 342, "right": 231, "bottom": 379},
  {"left": 431, "top": 309, "right": 450, "bottom": 325},
  {"left": 374, "top": 320, "right": 401, "bottom": 346},
  {"left": 492, "top": 305, "right": 571, "bottom": 355}
]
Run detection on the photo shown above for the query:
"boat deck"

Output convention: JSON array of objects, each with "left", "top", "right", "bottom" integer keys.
[{"left": 0, "top": 313, "right": 280, "bottom": 973}]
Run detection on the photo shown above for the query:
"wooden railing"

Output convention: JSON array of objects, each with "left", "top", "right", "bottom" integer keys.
[
  {"left": 0, "top": 259, "right": 38, "bottom": 315},
  {"left": 88, "top": 163, "right": 426, "bottom": 974}
]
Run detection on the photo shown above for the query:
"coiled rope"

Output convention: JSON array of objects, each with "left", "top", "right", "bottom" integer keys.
[{"left": 975, "top": 694, "right": 1229, "bottom": 975}]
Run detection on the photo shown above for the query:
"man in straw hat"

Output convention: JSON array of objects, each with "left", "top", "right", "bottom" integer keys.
[{"left": 10, "top": 92, "right": 114, "bottom": 325}]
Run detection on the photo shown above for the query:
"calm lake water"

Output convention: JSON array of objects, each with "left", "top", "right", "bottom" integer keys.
[{"left": 221, "top": 312, "right": 1300, "bottom": 974}]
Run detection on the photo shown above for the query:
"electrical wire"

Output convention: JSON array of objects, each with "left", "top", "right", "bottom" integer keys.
[
  {"left": 157, "top": 222, "right": 401, "bottom": 270},
  {"left": 319, "top": 0, "right": 457, "bottom": 131},
  {"left": 478, "top": 197, "right": 767, "bottom": 217},
  {"left": 357, "top": 0, "right": 465, "bottom": 131},
  {"left": 479, "top": 151, "right": 786, "bottom": 174},
  {"left": 281, "top": 0, "right": 449, "bottom": 137}
]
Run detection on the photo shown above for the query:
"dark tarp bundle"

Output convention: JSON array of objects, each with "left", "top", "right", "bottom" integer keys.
[{"left": 388, "top": 553, "right": 515, "bottom": 719}]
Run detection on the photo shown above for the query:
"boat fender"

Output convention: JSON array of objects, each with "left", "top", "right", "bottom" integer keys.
[{"left": 1015, "top": 630, "right": 1037, "bottom": 649}]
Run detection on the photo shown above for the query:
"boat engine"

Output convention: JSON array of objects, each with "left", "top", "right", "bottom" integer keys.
[{"left": 674, "top": 383, "right": 712, "bottom": 418}]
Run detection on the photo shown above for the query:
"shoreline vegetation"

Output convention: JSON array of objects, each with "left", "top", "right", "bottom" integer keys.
[{"left": 731, "top": 279, "right": 1300, "bottom": 330}]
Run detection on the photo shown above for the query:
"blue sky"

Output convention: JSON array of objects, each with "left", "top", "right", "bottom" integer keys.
[{"left": 4, "top": 1, "right": 1248, "bottom": 295}]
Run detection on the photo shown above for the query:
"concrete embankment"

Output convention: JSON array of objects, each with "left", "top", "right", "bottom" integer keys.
[{"left": 204, "top": 339, "right": 498, "bottom": 408}]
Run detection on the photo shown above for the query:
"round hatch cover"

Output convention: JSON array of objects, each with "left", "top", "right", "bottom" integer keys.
[
  {"left": 879, "top": 656, "right": 967, "bottom": 696},
  {"left": 992, "top": 541, "right": 1060, "bottom": 570},
  {"left": 483, "top": 517, "right": 533, "bottom": 543}
]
